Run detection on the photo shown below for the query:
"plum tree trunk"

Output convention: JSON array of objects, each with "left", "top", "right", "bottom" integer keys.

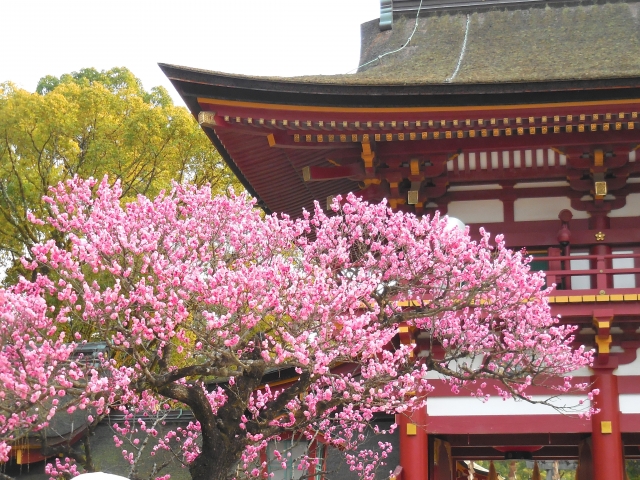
[
  {"left": 189, "top": 442, "right": 244, "bottom": 480},
  {"left": 184, "top": 401, "right": 248, "bottom": 480},
  {"left": 165, "top": 363, "right": 266, "bottom": 480}
]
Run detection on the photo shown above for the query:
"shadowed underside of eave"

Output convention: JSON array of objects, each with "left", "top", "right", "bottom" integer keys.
[{"left": 213, "top": 129, "right": 359, "bottom": 218}]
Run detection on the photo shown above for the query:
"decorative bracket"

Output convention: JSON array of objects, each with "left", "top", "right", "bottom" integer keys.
[
  {"left": 593, "top": 309, "right": 613, "bottom": 365},
  {"left": 361, "top": 139, "right": 376, "bottom": 178},
  {"left": 398, "top": 323, "right": 417, "bottom": 358}
]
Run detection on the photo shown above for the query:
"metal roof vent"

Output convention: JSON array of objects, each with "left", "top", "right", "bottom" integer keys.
[{"left": 380, "top": 0, "right": 393, "bottom": 30}]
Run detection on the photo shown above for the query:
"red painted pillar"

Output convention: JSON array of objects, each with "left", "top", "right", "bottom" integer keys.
[
  {"left": 397, "top": 407, "right": 429, "bottom": 480},
  {"left": 589, "top": 212, "right": 612, "bottom": 290},
  {"left": 590, "top": 369, "right": 624, "bottom": 480}
]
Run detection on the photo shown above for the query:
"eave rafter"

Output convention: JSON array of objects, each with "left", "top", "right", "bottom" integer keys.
[
  {"left": 195, "top": 97, "right": 640, "bottom": 216},
  {"left": 196, "top": 95, "right": 640, "bottom": 125},
  {"left": 199, "top": 108, "right": 640, "bottom": 152}
]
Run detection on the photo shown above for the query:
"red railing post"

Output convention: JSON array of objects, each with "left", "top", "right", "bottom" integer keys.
[
  {"left": 589, "top": 212, "right": 612, "bottom": 291},
  {"left": 596, "top": 256, "right": 608, "bottom": 291},
  {"left": 547, "top": 247, "right": 562, "bottom": 289},
  {"left": 533, "top": 252, "right": 640, "bottom": 293}
]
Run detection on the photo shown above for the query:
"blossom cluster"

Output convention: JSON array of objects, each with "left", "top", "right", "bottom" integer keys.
[{"left": 1, "top": 176, "right": 594, "bottom": 480}]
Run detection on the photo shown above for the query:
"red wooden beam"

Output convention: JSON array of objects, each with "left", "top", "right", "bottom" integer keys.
[
  {"left": 197, "top": 99, "right": 640, "bottom": 126},
  {"left": 551, "top": 302, "right": 640, "bottom": 318},
  {"left": 446, "top": 433, "right": 584, "bottom": 447},
  {"left": 375, "top": 130, "right": 640, "bottom": 156},
  {"left": 447, "top": 168, "right": 567, "bottom": 183},
  {"left": 302, "top": 164, "right": 364, "bottom": 181},
  {"left": 427, "top": 407, "right": 640, "bottom": 438},
  {"left": 465, "top": 218, "right": 640, "bottom": 248},
  {"left": 449, "top": 445, "right": 579, "bottom": 460},
  {"left": 213, "top": 121, "right": 640, "bottom": 153},
  {"left": 426, "top": 414, "right": 591, "bottom": 434}
]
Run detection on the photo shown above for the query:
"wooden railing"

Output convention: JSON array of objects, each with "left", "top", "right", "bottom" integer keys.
[{"left": 533, "top": 252, "right": 640, "bottom": 292}]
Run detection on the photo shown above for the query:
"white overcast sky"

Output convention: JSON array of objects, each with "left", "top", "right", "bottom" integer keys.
[{"left": 1, "top": 0, "right": 380, "bottom": 106}]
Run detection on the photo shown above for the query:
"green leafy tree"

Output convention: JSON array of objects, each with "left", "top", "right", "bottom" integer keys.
[
  {"left": 0, "top": 67, "right": 240, "bottom": 285},
  {"left": 628, "top": 460, "right": 640, "bottom": 480}
]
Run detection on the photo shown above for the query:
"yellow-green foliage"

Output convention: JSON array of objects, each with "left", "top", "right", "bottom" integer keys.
[{"left": 0, "top": 68, "right": 241, "bottom": 284}]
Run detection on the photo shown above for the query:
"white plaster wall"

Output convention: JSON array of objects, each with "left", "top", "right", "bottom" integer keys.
[
  {"left": 426, "top": 395, "right": 588, "bottom": 416},
  {"left": 503, "top": 151, "right": 510, "bottom": 168},
  {"left": 613, "top": 249, "right": 636, "bottom": 288},
  {"left": 423, "top": 364, "right": 594, "bottom": 380},
  {"left": 569, "top": 367, "right": 594, "bottom": 377},
  {"left": 469, "top": 152, "right": 477, "bottom": 170},
  {"left": 448, "top": 149, "right": 571, "bottom": 171},
  {"left": 448, "top": 199, "right": 504, "bottom": 224},
  {"left": 514, "top": 197, "right": 589, "bottom": 222},
  {"left": 614, "top": 348, "right": 640, "bottom": 376},
  {"left": 619, "top": 394, "right": 640, "bottom": 414},
  {"left": 609, "top": 193, "right": 640, "bottom": 218},
  {"left": 421, "top": 356, "right": 488, "bottom": 379},
  {"left": 480, "top": 152, "right": 488, "bottom": 170},
  {"left": 570, "top": 251, "right": 591, "bottom": 290}
]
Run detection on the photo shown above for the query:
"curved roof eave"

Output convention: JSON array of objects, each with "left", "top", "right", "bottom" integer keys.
[{"left": 159, "top": 63, "right": 640, "bottom": 109}]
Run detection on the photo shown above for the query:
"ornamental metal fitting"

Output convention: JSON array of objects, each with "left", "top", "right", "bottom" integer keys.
[
  {"left": 595, "top": 231, "right": 606, "bottom": 241},
  {"left": 594, "top": 181, "right": 608, "bottom": 198},
  {"left": 197, "top": 111, "right": 216, "bottom": 127},
  {"left": 380, "top": 0, "right": 393, "bottom": 30}
]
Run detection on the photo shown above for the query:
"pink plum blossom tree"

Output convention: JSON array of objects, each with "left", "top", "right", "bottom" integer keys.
[
  {"left": 1, "top": 177, "right": 594, "bottom": 480},
  {"left": 0, "top": 282, "right": 107, "bottom": 473}
]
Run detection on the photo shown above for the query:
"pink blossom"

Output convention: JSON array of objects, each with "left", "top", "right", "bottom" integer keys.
[{"left": 0, "top": 177, "right": 595, "bottom": 480}]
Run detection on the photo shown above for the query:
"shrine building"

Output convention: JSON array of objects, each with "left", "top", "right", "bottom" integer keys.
[{"left": 162, "top": 0, "right": 640, "bottom": 478}]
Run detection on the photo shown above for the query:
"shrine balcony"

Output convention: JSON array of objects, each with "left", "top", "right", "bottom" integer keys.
[
  {"left": 534, "top": 252, "right": 640, "bottom": 297},
  {"left": 529, "top": 252, "right": 640, "bottom": 321}
]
